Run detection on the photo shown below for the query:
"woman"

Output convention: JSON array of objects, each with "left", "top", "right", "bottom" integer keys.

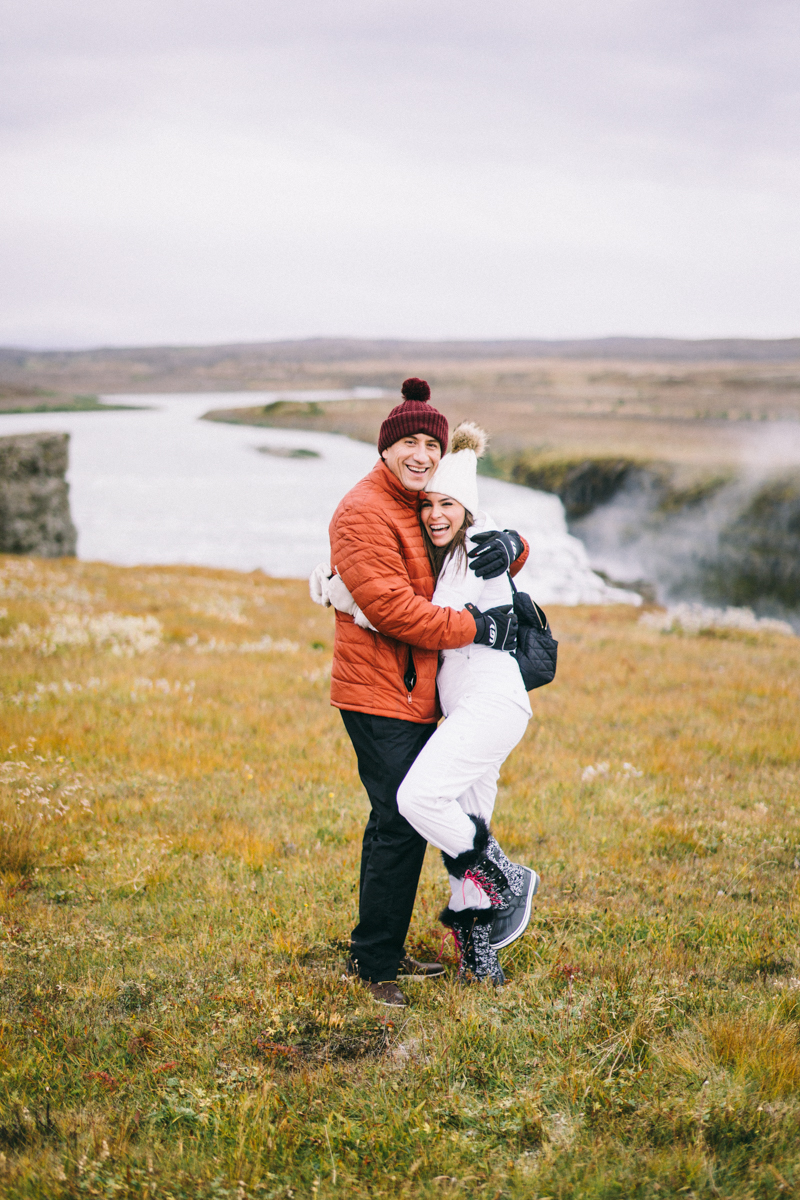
[{"left": 315, "top": 423, "right": 539, "bottom": 984}]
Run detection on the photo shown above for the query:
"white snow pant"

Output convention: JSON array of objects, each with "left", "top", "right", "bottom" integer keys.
[{"left": 396, "top": 691, "right": 530, "bottom": 912}]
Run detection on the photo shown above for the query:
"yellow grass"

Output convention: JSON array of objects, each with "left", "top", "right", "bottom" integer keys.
[{"left": 2, "top": 553, "right": 800, "bottom": 1198}]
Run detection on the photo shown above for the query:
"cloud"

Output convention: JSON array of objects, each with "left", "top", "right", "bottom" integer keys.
[{"left": 1, "top": 1, "right": 799, "bottom": 346}]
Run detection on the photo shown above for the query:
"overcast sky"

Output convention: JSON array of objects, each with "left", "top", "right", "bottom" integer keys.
[{"left": 2, "top": 0, "right": 799, "bottom": 348}]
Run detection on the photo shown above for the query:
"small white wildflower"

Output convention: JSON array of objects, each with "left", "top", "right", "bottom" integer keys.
[
  {"left": 581, "top": 762, "right": 609, "bottom": 782},
  {"left": 238, "top": 635, "right": 299, "bottom": 654},
  {"left": 189, "top": 595, "right": 250, "bottom": 624},
  {"left": 640, "top": 603, "right": 795, "bottom": 637},
  {"left": 1, "top": 612, "right": 161, "bottom": 656},
  {"left": 303, "top": 665, "right": 332, "bottom": 683}
]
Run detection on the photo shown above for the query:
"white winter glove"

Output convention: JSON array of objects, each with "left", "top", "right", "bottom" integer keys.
[
  {"left": 309, "top": 562, "right": 333, "bottom": 607},
  {"left": 326, "top": 573, "right": 378, "bottom": 632},
  {"left": 352, "top": 607, "right": 379, "bottom": 633}
]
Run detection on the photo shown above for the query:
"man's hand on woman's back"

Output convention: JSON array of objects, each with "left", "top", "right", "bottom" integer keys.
[{"left": 467, "top": 530, "right": 524, "bottom": 579}]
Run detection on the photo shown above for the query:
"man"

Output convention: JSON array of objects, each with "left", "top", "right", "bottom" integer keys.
[{"left": 328, "top": 378, "right": 530, "bottom": 1006}]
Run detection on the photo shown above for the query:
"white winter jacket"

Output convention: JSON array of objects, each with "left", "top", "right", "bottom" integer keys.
[{"left": 433, "top": 511, "right": 532, "bottom": 719}]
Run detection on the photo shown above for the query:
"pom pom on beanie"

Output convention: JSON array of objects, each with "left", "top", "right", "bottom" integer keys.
[
  {"left": 425, "top": 421, "right": 489, "bottom": 515},
  {"left": 449, "top": 421, "right": 488, "bottom": 458},
  {"left": 378, "top": 378, "right": 448, "bottom": 455},
  {"left": 401, "top": 377, "right": 431, "bottom": 403}
]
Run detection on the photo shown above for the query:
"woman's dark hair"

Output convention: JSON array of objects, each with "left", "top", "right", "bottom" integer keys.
[{"left": 421, "top": 506, "right": 474, "bottom": 583}]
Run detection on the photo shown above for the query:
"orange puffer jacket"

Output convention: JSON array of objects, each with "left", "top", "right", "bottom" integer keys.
[{"left": 329, "top": 460, "right": 530, "bottom": 723}]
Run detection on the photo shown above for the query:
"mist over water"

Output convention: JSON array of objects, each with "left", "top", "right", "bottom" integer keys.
[
  {"left": 574, "top": 421, "right": 800, "bottom": 625},
  {"left": 575, "top": 477, "right": 746, "bottom": 597}
]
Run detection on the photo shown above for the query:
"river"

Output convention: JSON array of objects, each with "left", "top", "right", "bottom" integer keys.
[{"left": 0, "top": 392, "right": 638, "bottom": 605}]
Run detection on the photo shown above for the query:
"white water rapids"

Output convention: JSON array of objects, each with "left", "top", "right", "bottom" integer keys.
[{"left": 0, "top": 392, "right": 639, "bottom": 606}]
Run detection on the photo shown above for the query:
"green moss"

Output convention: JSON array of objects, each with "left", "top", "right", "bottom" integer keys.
[
  {"left": 481, "top": 451, "right": 650, "bottom": 517},
  {"left": 703, "top": 472, "right": 800, "bottom": 608},
  {"left": 261, "top": 400, "right": 324, "bottom": 418},
  {"left": 657, "top": 472, "right": 736, "bottom": 514}
]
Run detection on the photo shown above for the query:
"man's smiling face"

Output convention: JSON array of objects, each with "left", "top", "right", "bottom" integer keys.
[{"left": 381, "top": 432, "right": 442, "bottom": 491}]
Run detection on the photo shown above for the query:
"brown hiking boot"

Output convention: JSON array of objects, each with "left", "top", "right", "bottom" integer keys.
[
  {"left": 365, "top": 980, "right": 407, "bottom": 1007},
  {"left": 398, "top": 955, "right": 445, "bottom": 980}
]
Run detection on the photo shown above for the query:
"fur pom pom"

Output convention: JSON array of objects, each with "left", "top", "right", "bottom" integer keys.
[
  {"left": 450, "top": 421, "right": 488, "bottom": 458},
  {"left": 401, "top": 377, "right": 431, "bottom": 403}
]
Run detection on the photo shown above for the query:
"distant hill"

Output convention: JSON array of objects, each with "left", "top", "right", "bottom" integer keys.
[
  {"left": 2, "top": 335, "right": 799, "bottom": 398},
  {"left": 2, "top": 335, "right": 800, "bottom": 372}
]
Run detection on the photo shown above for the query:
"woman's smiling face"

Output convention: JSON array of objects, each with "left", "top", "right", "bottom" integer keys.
[{"left": 420, "top": 492, "right": 467, "bottom": 547}]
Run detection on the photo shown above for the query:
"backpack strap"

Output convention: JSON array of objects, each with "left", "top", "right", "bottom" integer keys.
[{"left": 507, "top": 571, "right": 548, "bottom": 632}]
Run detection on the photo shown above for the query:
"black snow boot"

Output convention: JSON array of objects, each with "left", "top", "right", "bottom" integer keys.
[
  {"left": 486, "top": 835, "right": 527, "bottom": 894},
  {"left": 442, "top": 815, "right": 538, "bottom": 955},
  {"left": 486, "top": 835, "right": 540, "bottom": 951},
  {"left": 440, "top": 906, "right": 505, "bottom": 986}
]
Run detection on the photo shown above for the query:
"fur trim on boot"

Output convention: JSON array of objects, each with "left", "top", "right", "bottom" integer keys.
[
  {"left": 441, "top": 815, "right": 509, "bottom": 908},
  {"left": 441, "top": 814, "right": 491, "bottom": 876},
  {"left": 440, "top": 905, "right": 505, "bottom": 986}
]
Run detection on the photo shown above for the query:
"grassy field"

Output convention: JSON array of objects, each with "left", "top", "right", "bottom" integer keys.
[
  {"left": 2, "top": 554, "right": 800, "bottom": 1199},
  {"left": 0, "top": 387, "right": 141, "bottom": 414}
]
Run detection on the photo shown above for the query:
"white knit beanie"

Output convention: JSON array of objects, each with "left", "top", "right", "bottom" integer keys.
[{"left": 425, "top": 422, "right": 488, "bottom": 515}]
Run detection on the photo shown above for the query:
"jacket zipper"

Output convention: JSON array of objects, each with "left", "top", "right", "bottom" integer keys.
[{"left": 403, "top": 646, "right": 417, "bottom": 704}]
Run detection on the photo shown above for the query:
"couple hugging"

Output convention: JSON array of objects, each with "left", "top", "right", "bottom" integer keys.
[{"left": 311, "top": 378, "right": 540, "bottom": 1007}]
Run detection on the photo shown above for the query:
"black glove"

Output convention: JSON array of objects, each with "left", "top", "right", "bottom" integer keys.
[
  {"left": 466, "top": 603, "right": 518, "bottom": 652},
  {"left": 467, "top": 529, "right": 524, "bottom": 580}
]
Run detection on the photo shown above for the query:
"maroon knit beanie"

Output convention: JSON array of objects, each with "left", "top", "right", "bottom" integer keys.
[{"left": 378, "top": 378, "right": 449, "bottom": 455}]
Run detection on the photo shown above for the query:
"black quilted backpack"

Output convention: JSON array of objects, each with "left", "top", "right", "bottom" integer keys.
[{"left": 507, "top": 574, "right": 558, "bottom": 690}]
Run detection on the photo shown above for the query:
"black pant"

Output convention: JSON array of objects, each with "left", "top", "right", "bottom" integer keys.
[{"left": 340, "top": 709, "right": 437, "bottom": 982}]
